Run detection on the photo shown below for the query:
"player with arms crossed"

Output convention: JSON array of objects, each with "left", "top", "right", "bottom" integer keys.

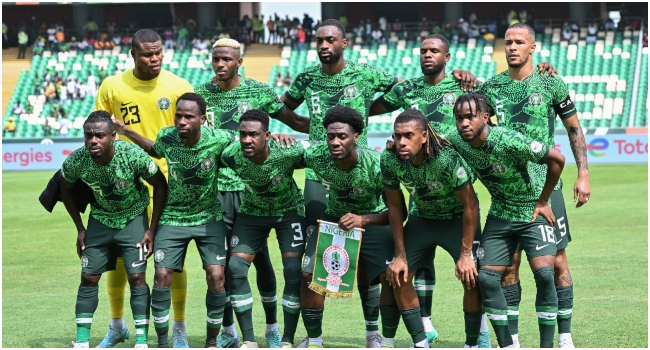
[
  {"left": 478, "top": 23, "right": 589, "bottom": 348},
  {"left": 447, "top": 93, "right": 565, "bottom": 348},
  {"left": 114, "top": 93, "right": 234, "bottom": 348},
  {"left": 195, "top": 38, "right": 310, "bottom": 348},
  {"left": 382, "top": 109, "right": 484, "bottom": 348},
  {"left": 220, "top": 109, "right": 306, "bottom": 348},
  {"left": 300, "top": 106, "right": 400, "bottom": 348},
  {"left": 61, "top": 111, "right": 167, "bottom": 348},
  {"left": 95, "top": 28, "right": 194, "bottom": 348}
]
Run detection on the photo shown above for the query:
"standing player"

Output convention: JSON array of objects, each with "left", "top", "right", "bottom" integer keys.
[
  {"left": 94, "top": 28, "right": 194, "bottom": 348},
  {"left": 381, "top": 109, "right": 484, "bottom": 348},
  {"left": 195, "top": 38, "right": 310, "bottom": 348},
  {"left": 221, "top": 110, "right": 306, "bottom": 348},
  {"left": 279, "top": 19, "right": 398, "bottom": 346},
  {"left": 448, "top": 93, "right": 566, "bottom": 348},
  {"left": 60, "top": 111, "right": 167, "bottom": 348},
  {"left": 300, "top": 106, "right": 400, "bottom": 348},
  {"left": 113, "top": 93, "right": 234, "bottom": 348},
  {"left": 479, "top": 23, "right": 590, "bottom": 348}
]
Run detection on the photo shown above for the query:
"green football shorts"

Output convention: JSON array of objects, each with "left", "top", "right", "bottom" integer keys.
[{"left": 230, "top": 211, "right": 306, "bottom": 255}]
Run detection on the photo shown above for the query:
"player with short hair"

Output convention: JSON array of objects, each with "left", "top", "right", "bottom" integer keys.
[
  {"left": 448, "top": 93, "right": 566, "bottom": 348},
  {"left": 220, "top": 109, "right": 306, "bottom": 348},
  {"left": 382, "top": 109, "right": 484, "bottom": 348},
  {"left": 478, "top": 23, "right": 589, "bottom": 348},
  {"left": 60, "top": 111, "right": 167, "bottom": 348},
  {"left": 299, "top": 105, "right": 400, "bottom": 348},
  {"left": 113, "top": 93, "right": 234, "bottom": 348},
  {"left": 94, "top": 28, "right": 194, "bottom": 348},
  {"left": 195, "top": 38, "right": 310, "bottom": 348}
]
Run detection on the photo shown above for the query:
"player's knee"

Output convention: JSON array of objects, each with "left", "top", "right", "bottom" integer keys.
[
  {"left": 127, "top": 272, "right": 146, "bottom": 287},
  {"left": 206, "top": 265, "right": 226, "bottom": 292},
  {"left": 554, "top": 249, "right": 569, "bottom": 272},
  {"left": 80, "top": 272, "right": 101, "bottom": 287},
  {"left": 533, "top": 266, "right": 555, "bottom": 292},
  {"left": 301, "top": 271, "right": 313, "bottom": 285},
  {"left": 154, "top": 268, "right": 174, "bottom": 287},
  {"left": 228, "top": 256, "right": 251, "bottom": 280},
  {"left": 282, "top": 256, "right": 302, "bottom": 285},
  {"left": 478, "top": 268, "right": 504, "bottom": 296}
]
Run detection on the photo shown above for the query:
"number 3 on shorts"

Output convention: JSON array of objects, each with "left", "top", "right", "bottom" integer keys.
[{"left": 291, "top": 223, "right": 303, "bottom": 241}]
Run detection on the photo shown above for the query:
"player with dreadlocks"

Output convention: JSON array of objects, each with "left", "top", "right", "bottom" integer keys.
[{"left": 381, "top": 109, "right": 484, "bottom": 348}]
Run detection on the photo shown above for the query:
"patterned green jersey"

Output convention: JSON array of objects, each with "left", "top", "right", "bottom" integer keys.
[
  {"left": 380, "top": 146, "right": 471, "bottom": 220},
  {"left": 61, "top": 141, "right": 158, "bottom": 229},
  {"left": 195, "top": 76, "right": 287, "bottom": 192},
  {"left": 479, "top": 69, "right": 577, "bottom": 189},
  {"left": 380, "top": 75, "right": 467, "bottom": 135},
  {"left": 220, "top": 139, "right": 305, "bottom": 217},
  {"left": 152, "top": 126, "right": 234, "bottom": 226},
  {"left": 304, "top": 143, "right": 387, "bottom": 218},
  {"left": 285, "top": 61, "right": 397, "bottom": 180},
  {"left": 446, "top": 126, "right": 549, "bottom": 222}
]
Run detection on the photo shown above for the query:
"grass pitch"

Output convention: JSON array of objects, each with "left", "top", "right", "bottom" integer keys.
[{"left": 2, "top": 164, "right": 647, "bottom": 347}]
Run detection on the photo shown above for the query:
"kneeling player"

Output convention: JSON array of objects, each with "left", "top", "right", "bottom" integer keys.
[
  {"left": 448, "top": 94, "right": 565, "bottom": 348},
  {"left": 382, "top": 109, "right": 483, "bottom": 348},
  {"left": 61, "top": 111, "right": 167, "bottom": 348},
  {"left": 114, "top": 93, "right": 234, "bottom": 348},
  {"left": 220, "top": 109, "right": 306, "bottom": 348},
  {"left": 299, "top": 106, "right": 399, "bottom": 348}
]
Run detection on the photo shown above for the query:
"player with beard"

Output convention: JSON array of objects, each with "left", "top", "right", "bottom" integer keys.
[
  {"left": 478, "top": 23, "right": 589, "bottom": 348},
  {"left": 61, "top": 111, "right": 167, "bottom": 348},
  {"left": 381, "top": 109, "right": 484, "bottom": 348},
  {"left": 94, "top": 28, "right": 194, "bottom": 348},
  {"left": 114, "top": 93, "right": 236, "bottom": 348},
  {"left": 195, "top": 38, "right": 310, "bottom": 348},
  {"left": 447, "top": 93, "right": 566, "bottom": 348}
]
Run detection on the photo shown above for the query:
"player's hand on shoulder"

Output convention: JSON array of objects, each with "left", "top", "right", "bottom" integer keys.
[
  {"left": 451, "top": 69, "right": 477, "bottom": 92},
  {"left": 76, "top": 229, "right": 86, "bottom": 259},
  {"left": 537, "top": 62, "right": 559, "bottom": 76},
  {"left": 271, "top": 133, "right": 296, "bottom": 148}
]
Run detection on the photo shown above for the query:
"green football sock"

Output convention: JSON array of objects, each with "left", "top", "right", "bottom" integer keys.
[
  {"left": 230, "top": 256, "right": 255, "bottom": 342},
  {"left": 400, "top": 307, "right": 426, "bottom": 344},
  {"left": 75, "top": 285, "right": 99, "bottom": 344},
  {"left": 414, "top": 268, "right": 435, "bottom": 318},
  {"left": 130, "top": 286, "right": 151, "bottom": 345},
  {"left": 534, "top": 267, "right": 557, "bottom": 348},
  {"left": 254, "top": 247, "right": 277, "bottom": 325},
  {"left": 206, "top": 290, "right": 226, "bottom": 345},
  {"left": 151, "top": 286, "right": 171, "bottom": 347},
  {"left": 302, "top": 308, "right": 324, "bottom": 338},
  {"left": 379, "top": 305, "right": 401, "bottom": 338},
  {"left": 478, "top": 268, "right": 513, "bottom": 348},
  {"left": 556, "top": 285, "right": 573, "bottom": 335},
  {"left": 464, "top": 309, "right": 482, "bottom": 346},
  {"left": 281, "top": 257, "right": 302, "bottom": 343},
  {"left": 359, "top": 284, "right": 380, "bottom": 332},
  {"left": 502, "top": 281, "right": 521, "bottom": 335}
]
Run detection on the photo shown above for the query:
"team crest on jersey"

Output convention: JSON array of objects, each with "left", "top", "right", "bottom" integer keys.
[
  {"left": 492, "top": 162, "right": 508, "bottom": 174},
  {"left": 158, "top": 97, "right": 171, "bottom": 111},
  {"left": 427, "top": 180, "right": 443, "bottom": 191},
  {"left": 238, "top": 102, "right": 252, "bottom": 114},
  {"left": 201, "top": 158, "right": 215, "bottom": 171},
  {"left": 528, "top": 93, "right": 544, "bottom": 107},
  {"left": 302, "top": 256, "right": 311, "bottom": 268},
  {"left": 442, "top": 92, "right": 458, "bottom": 106},
  {"left": 352, "top": 186, "right": 367, "bottom": 197},
  {"left": 114, "top": 178, "right": 130, "bottom": 190},
  {"left": 476, "top": 247, "right": 485, "bottom": 260},
  {"left": 80, "top": 255, "right": 89, "bottom": 268},
  {"left": 154, "top": 250, "right": 164, "bottom": 262},
  {"left": 531, "top": 141, "right": 543, "bottom": 153},
  {"left": 306, "top": 225, "right": 315, "bottom": 238},
  {"left": 272, "top": 174, "right": 285, "bottom": 186},
  {"left": 148, "top": 161, "right": 157, "bottom": 174},
  {"left": 323, "top": 245, "right": 350, "bottom": 276},
  {"left": 456, "top": 167, "right": 467, "bottom": 179},
  {"left": 231, "top": 235, "right": 239, "bottom": 247},
  {"left": 343, "top": 85, "right": 359, "bottom": 99}
]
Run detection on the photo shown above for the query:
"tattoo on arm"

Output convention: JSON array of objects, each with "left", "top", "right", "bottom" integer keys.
[{"left": 568, "top": 126, "right": 588, "bottom": 174}]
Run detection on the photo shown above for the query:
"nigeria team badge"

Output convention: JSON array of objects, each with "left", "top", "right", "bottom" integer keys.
[
  {"left": 427, "top": 180, "right": 443, "bottom": 191},
  {"left": 80, "top": 255, "right": 89, "bottom": 268},
  {"left": 158, "top": 97, "right": 171, "bottom": 111},
  {"left": 271, "top": 174, "right": 285, "bottom": 186},
  {"left": 154, "top": 250, "right": 164, "bottom": 262},
  {"left": 476, "top": 247, "right": 485, "bottom": 260},
  {"left": 231, "top": 235, "right": 239, "bottom": 247},
  {"left": 442, "top": 92, "right": 457, "bottom": 106},
  {"left": 529, "top": 93, "right": 544, "bottom": 107},
  {"left": 238, "top": 102, "right": 252, "bottom": 114},
  {"left": 352, "top": 186, "right": 367, "bottom": 197},
  {"left": 114, "top": 179, "right": 130, "bottom": 190},
  {"left": 309, "top": 220, "right": 362, "bottom": 298},
  {"left": 492, "top": 162, "right": 508, "bottom": 174},
  {"left": 531, "top": 141, "right": 543, "bottom": 153},
  {"left": 200, "top": 158, "right": 215, "bottom": 171},
  {"left": 343, "top": 85, "right": 359, "bottom": 99}
]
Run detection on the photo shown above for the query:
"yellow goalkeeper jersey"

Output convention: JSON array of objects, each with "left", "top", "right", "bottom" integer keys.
[{"left": 95, "top": 69, "right": 194, "bottom": 175}]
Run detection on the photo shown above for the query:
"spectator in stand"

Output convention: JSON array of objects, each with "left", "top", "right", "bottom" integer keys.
[
  {"left": 459, "top": 18, "right": 469, "bottom": 37},
  {"left": 4, "top": 117, "right": 17, "bottom": 136},
  {"left": 69, "top": 37, "right": 78, "bottom": 50},
  {"left": 507, "top": 10, "right": 519, "bottom": 25},
  {"left": 87, "top": 70, "right": 97, "bottom": 97},
  {"left": 112, "top": 33, "right": 122, "bottom": 46},
  {"left": 252, "top": 14, "right": 262, "bottom": 43},
  {"left": 378, "top": 16, "right": 387, "bottom": 34},
  {"left": 562, "top": 25, "right": 573, "bottom": 42},
  {"left": 177, "top": 25, "right": 188, "bottom": 51},
  {"left": 84, "top": 17, "right": 98, "bottom": 39},
  {"left": 106, "top": 21, "right": 116, "bottom": 36},
  {"left": 419, "top": 17, "right": 429, "bottom": 32},
  {"left": 2, "top": 22, "right": 7, "bottom": 49},
  {"left": 586, "top": 22, "right": 598, "bottom": 43},
  {"left": 297, "top": 24, "right": 306, "bottom": 51},
  {"left": 355, "top": 21, "right": 366, "bottom": 43},
  {"left": 267, "top": 16, "right": 276, "bottom": 44},
  {"left": 12, "top": 102, "right": 25, "bottom": 115},
  {"left": 75, "top": 78, "right": 87, "bottom": 100},
  {"left": 55, "top": 26, "right": 64, "bottom": 45},
  {"left": 371, "top": 27, "right": 383, "bottom": 42},
  {"left": 43, "top": 118, "right": 52, "bottom": 136},
  {"left": 519, "top": 10, "right": 528, "bottom": 24},
  {"left": 283, "top": 71, "right": 292, "bottom": 87},
  {"left": 275, "top": 73, "right": 284, "bottom": 87},
  {"left": 365, "top": 19, "right": 372, "bottom": 41},
  {"left": 98, "top": 67, "right": 108, "bottom": 85},
  {"left": 164, "top": 28, "right": 174, "bottom": 49},
  {"left": 45, "top": 82, "right": 56, "bottom": 103},
  {"left": 59, "top": 84, "right": 68, "bottom": 105},
  {"left": 339, "top": 16, "right": 348, "bottom": 30},
  {"left": 25, "top": 101, "right": 34, "bottom": 116},
  {"left": 393, "top": 18, "right": 402, "bottom": 32},
  {"left": 289, "top": 24, "right": 298, "bottom": 50},
  {"left": 303, "top": 13, "right": 314, "bottom": 44},
  {"left": 46, "top": 24, "right": 56, "bottom": 48},
  {"left": 643, "top": 33, "right": 648, "bottom": 48},
  {"left": 94, "top": 36, "right": 105, "bottom": 50},
  {"left": 67, "top": 78, "right": 76, "bottom": 100},
  {"left": 121, "top": 33, "right": 131, "bottom": 46},
  {"left": 32, "top": 36, "right": 45, "bottom": 55},
  {"left": 243, "top": 15, "right": 253, "bottom": 43},
  {"left": 77, "top": 37, "right": 90, "bottom": 51},
  {"left": 469, "top": 13, "right": 477, "bottom": 26},
  {"left": 17, "top": 28, "right": 28, "bottom": 59},
  {"left": 33, "top": 74, "right": 43, "bottom": 95},
  {"left": 58, "top": 115, "right": 69, "bottom": 138}
]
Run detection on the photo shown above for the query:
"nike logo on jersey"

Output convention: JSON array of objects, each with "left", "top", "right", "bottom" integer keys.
[
  {"left": 132, "top": 261, "right": 146, "bottom": 268},
  {"left": 536, "top": 244, "right": 550, "bottom": 250},
  {"left": 121, "top": 102, "right": 133, "bottom": 106},
  {"left": 386, "top": 260, "right": 392, "bottom": 265},
  {"left": 291, "top": 242, "right": 304, "bottom": 247},
  {"left": 216, "top": 255, "right": 226, "bottom": 260}
]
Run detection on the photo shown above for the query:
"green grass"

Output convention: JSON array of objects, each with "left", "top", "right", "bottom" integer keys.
[{"left": 2, "top": 164, "right": 647, "bottom": 347}]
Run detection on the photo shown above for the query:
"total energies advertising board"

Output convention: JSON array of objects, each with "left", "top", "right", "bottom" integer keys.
[{"left": 2, "top": 133, "right": 648, "bottom": 171}]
